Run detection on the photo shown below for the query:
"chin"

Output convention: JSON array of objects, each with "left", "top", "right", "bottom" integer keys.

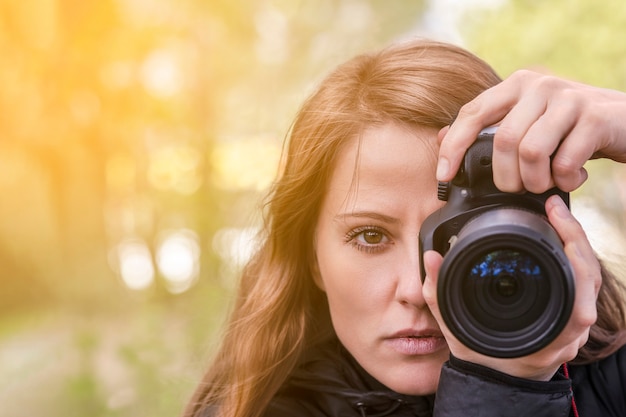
[
  {"left": 391, "top": 380, "right": 439, "bottom": 396},
  {"left": 379, "top": 364, "right": 442, "bottom": 396}
]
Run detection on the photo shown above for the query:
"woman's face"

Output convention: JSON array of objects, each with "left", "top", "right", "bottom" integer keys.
[{"left": 314, "top": 122, "right": 448, "bottom": 395}]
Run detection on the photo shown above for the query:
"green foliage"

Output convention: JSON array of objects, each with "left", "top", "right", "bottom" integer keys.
[{"left": 467, "top": 0, "right": 626, "bottom": 89}]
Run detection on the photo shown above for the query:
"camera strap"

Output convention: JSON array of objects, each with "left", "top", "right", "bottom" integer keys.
[{"left": 562, "top": 363, "right": 580, "bottom": 417}]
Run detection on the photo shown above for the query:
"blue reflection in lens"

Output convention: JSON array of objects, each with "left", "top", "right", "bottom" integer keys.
[{"left": 470, "top": 250, "right": 541, "bottom": 281}]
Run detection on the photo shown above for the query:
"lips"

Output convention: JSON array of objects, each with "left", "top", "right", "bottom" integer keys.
[
  {"left": 390, "top": 328, "right": 444, "bottom": 339},
  {"left": 384, "top": 328, "right": 448, "bottom": 356}
]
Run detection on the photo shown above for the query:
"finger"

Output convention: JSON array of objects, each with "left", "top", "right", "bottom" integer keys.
[
  {"left": 422, "top": 250, "right": 444, "bottom": 316},
  {"left": 566, "top": 249, "right": 599, "bottom": 325},
  {"left": 544, "top": 195, "right": 599, "bottom": 358},
  {"left": 545, "top": 195, "right": 600, "bottom": 322},
  {"left": 490, "top": 93, "right": 548, "bottom": 192},
  {"left": 516, "top": 91, "right": 580, "bottom": 192},
  {"left": 437, "top": 125, "right": 450, "bottom": 144},
  {"left": 550, "top": 122, "right": 600, "bottom": 192},
  {"left": 438, "top": 85, "right": 519, "bottom": 181},
  {"left": 515, "top": 107, "right": 577, "bottom": 193},
  {"left": 545, "top": 195, "right": 595, "bottom": 265}
]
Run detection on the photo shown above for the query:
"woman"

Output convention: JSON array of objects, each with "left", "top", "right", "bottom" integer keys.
[{"left": 184, "top": 39, "right": 626, "bottom": 417}]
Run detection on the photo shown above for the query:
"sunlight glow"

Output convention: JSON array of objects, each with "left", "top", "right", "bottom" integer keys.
[
  {"left": 156, "top": 229, "right": 200, "bottom": 294},
  {"left": 210, "top": 137, "right": 281, "bottom": 191},
  {"left": 255, "top": 7, "right": 289, "bottom": 64},
  {"left": 212, "top": 227, "right": 259, "bottom": 269},
  {"left": 115, "top": 239, "right": 155, "bottom": 290},
  {"left": 147, "top": 144, "right": 203, "bottom": 194},
  {"left": 140, "top": 49, "right": 184, "bottom": 98}
]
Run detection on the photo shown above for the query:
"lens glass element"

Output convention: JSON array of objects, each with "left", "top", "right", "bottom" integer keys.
[{"left": 462, "top": 248, "right": 548, "bottom": 333}]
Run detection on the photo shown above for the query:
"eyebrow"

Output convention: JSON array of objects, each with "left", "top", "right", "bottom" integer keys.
[{"left": 333, "top": 211, "right": 400, "bottom": 224}]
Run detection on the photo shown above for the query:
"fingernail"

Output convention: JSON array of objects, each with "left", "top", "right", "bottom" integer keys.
[
  {"left": 548, "top": 195, "right": 569, "bottom": 218},
  {"left": 436, "top": 157, "right": 449, "bottom": 181}
]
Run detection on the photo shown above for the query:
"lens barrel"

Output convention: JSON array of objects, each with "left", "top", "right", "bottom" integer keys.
[{"left": 438, "top": 207, "right": 575, "bottom": 358}]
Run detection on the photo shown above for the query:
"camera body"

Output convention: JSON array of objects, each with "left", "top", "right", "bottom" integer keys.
[{"left": 418, "top": 127, "right": 575, "bottom": 358}]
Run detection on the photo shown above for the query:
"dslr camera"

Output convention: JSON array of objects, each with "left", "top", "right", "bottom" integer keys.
[{"left": 419, "top": 127, "right": 575, "bottom": 358}]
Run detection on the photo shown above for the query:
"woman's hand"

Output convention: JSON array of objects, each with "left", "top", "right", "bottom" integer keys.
[
  {"left": 437, "top": 70, "right": 626, "bottom": 194},
  {"left": 422, "top": 195, "right": 601, "bottom": 381}
]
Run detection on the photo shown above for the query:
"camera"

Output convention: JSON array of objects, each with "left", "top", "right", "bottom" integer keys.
[{"left": 418, "top": 127, "right": 575, "bottom": 358}]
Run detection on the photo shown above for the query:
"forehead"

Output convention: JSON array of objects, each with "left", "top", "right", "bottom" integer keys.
[{"left": 328, "top": 122, "right": 439, "bottom": 199}]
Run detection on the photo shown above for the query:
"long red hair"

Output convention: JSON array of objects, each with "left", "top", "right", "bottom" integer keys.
[{"left": 183, "top": 38, "right": 626, "bottom": 417}]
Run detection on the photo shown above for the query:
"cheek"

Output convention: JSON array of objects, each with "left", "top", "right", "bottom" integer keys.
[{"left": 316, "top": 246, "right": 391, "bottom": 323}]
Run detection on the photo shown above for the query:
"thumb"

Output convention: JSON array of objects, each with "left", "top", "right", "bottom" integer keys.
[
  {"left": 422, "top": 250, "right": 444, "bottom": 310},
  {"left": 437, "top": 125, "right": 450, "bottom": 144},
  {"left": 423, "top": 250, "right": 460, "bottom": 355}
]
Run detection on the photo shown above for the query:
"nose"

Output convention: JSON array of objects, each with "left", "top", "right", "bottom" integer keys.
[{"left": 394, "top": 246, "right": 427, "bottom": 308}]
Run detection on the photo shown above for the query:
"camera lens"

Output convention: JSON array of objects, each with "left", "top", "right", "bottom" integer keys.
[
  {"left": 493, "top": 272, "right": 518, "bottom": 298},
  {"left": 463, "top": 248, "right": 549, "bottom": 334},
  {"left": 438, "top": 208, "right": 575, "bottom": 358}
]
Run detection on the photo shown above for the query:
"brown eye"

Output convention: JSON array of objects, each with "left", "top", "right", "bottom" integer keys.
[
  {"left": 363, "top": 230, "right": 383, "bottom": 244},
  {"left": 345, "top": 226, "right": 390, "bottom": 254}
]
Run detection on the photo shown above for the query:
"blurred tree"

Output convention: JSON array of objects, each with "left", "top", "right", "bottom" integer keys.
[
  {"left": 1, "top": 1, "right": 435, "bottom": 416},
  {"left": 0, "top": 0, "right": 427, "bottom": 311},
  {"left": 2, "top": 0, "right": 622, "bottom": 309}
]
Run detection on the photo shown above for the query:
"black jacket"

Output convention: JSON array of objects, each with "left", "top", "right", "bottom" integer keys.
[{"left": 263, "top": 338, "right": 626, "bottom": 417}]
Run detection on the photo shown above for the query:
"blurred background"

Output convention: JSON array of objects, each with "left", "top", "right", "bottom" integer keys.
[{"left": 1, "top": 0, "right": 625, "bottom": 416}]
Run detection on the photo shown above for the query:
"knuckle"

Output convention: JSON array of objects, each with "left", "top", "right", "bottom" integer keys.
[
  {"left": 508, "top": 69, "right": 536, "bottom": 83},
  {"left": 518, "top": 141, "right": 546, "bottom": 164},
  {"left": 532, "top": 72, "right": 566, "bottom": 92},
  {"left": 493, "top": 125, "right": 520, "bottom": 151},
  {"left": 457, "top": 99, "right": 483, "bottom": 119},
  {"left": 580, "top": 106, "right": 605, "bottom": 130},
  {"left": 556, "top": 87, "right": 582, "bottom": 105}
]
